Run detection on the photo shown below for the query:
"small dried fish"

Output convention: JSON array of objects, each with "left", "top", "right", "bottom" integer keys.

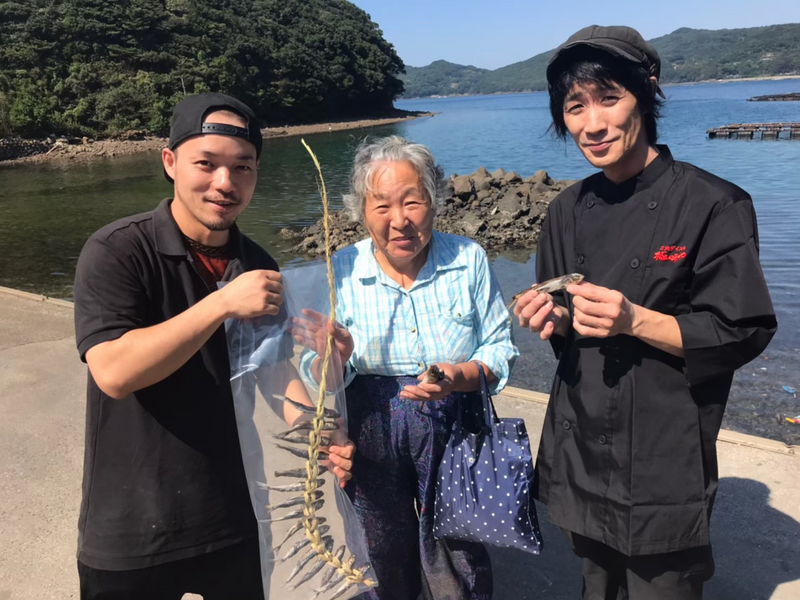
[
  {"left": 275, "top": 466, "right": 328, "bottom": 479},
  {"left": 289, "top": 552, "right": 329, "bottom": 590},
  {"left": 275, "top": 442, "right": 329, "bottom": 460},
  {"left": 274, "top": 394, "right": 341, "bottom": 420},
  {"left": 282, "top": 420, "right": 339, "bottom": 434},
  {"left": 273, "top": 517, "right": 327, "bottom": 554},
  {"left": 422, "top": 364, "right": 445, "bottom": 384},
  {"left": 275, "top": 524, "right": 330, "bottom": 562},
  {"left": 286, "top": 536, "right": 333, "bottom": 584},
  {"left": 274, "top": 433, "right": 333, "bottom": 447},
  {"left": 327, "top": 566, "right": 372, "bottom": 600},
  {"left": 266, "top": 479, "right": 325, "bottom": 493},
  {"left": 319, "top": 545, "right": 347, "bottom": 587},
  {"left": 507, "top": 273, "right": 585, "bottom": 309},
  {"left": 314, "top": 555, "right": 357, "bottom": 595},
  {"left": 265, "top": 490, "right": 324, "bottom": 511},
  {"left": 264, "top": 499, "right": 324, "bottom": 522}
]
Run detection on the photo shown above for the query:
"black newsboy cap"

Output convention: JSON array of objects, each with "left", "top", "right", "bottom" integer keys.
[
  {"left": 547, "top": 25, "right": 665, "bottom": 97},
  {"left": 168, "top": 93, "right": 263, "bottom": 158}
]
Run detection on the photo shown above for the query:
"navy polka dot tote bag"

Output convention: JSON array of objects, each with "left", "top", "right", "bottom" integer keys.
[{"left": 433, "top": 364, "right": 543, "bottom": 554}]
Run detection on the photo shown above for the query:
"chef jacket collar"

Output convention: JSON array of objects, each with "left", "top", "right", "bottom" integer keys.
[{"left": 597, "top": 144, "right": 673, "bottom": 201}]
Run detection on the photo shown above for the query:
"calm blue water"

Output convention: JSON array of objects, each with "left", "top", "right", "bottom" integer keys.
[{"left": 0, "top": 79, "right": 798, "bottom": 442}]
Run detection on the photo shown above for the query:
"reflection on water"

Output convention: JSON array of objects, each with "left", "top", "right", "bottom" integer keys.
[{"left": 0, "top": 79, "right": 798, "bottom": 443}]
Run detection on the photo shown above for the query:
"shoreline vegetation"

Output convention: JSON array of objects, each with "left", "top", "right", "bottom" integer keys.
[
  {"left": 400, "top": 75, "right": 800, "bottom": 101},
  {"left": 0, "top": 110, "right": 435, "bottom": 168}
]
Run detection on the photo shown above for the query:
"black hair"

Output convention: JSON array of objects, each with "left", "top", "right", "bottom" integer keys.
[{"left": 548, "top": 47, "right": 663, "bottom": 144}]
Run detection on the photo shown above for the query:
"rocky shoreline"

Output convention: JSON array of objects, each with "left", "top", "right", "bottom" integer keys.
[
  {"left": 0, "top": 110, "right": 434, "bottom": 167},
  {"left": 281, "top": 167, "right": 577, "bottom": 255}
]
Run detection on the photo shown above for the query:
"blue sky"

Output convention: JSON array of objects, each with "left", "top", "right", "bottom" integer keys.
[{"left": 352, "top": 0, "right": 800, "bottom": 70}]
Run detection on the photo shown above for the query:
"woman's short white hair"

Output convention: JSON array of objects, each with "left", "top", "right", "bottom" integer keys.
[{"left": 342, "top": 136, "right": 445, "bottom": 222}]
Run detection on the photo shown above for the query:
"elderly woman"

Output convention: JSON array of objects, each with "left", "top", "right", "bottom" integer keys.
[{"left": 292, "top": 136, "right": 517, "bottom": 600}]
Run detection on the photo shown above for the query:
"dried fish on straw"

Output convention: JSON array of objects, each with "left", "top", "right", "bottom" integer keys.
[
  {"left": 283, "top": 138, "right": 375, "bottom": 596},
  {"left": 275, "top": 467, "right": 328, "bottom": 479},
  {"left": 265, "top": 490, "right": 323, "bottom": 511},
  {"left": 273, "top": 517, "right": 326, "bottom": 554},
  {"left": 273, "top": 394, "right": 341, "bottom": 420}
]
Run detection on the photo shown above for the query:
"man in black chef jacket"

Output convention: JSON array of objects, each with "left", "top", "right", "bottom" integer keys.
[{"left": 513, "top": 25, "right": 777, "bottom": 599}]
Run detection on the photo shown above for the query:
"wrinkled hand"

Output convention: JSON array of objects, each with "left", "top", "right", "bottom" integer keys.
[
  {"left": 400, "top": 363, "right": 464, "bottom": 402},
  {"left": 290, "top": 309, "right": 354, "bottom": 366},
  {"left": 568, "top": 281, "right": 636, "bottom": 338},
  {"left": 218, "top": 270, "right": 283, "bottom": 318},
  {"left": 321, "top": 422, "right": 356, "bottom": 489},
  {"left": 513, "top": 289, "right": 565, "bottom": 340}
]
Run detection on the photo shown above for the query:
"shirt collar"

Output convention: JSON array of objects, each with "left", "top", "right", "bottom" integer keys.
[
  {"left": 153, "top": 198, "right": 244, "bottom": 258},
  {"left": 597, "top": 144, "right": 674, "bottom": 199},
  {"left": 353, "top": 231, "right": 468, "bottom": 288}
]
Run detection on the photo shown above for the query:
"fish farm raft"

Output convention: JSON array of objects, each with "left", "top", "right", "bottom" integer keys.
[{"left": 707, "top": 123, "right": 800, "bottom": 140}]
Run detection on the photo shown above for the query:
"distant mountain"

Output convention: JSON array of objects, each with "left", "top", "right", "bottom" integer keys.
[
  {"left": 402, "top": 60, "right": 489, "bottom": 97},
  {"left": 400, "top": 23, "right": 800, "bottom": 98}
]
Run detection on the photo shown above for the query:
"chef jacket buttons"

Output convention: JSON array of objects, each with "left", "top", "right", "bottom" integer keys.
[
  {"left": 576, "top": 255, "right": 585, "bottom": 265},
  {"left": 598, "top": 435, "right": 607, "bottom": 445},
  {"left": 648, "top": 201, "right": 658, "bottom": 210},
  {"left": 586, "top": 200, "right": 595, "bottom": 208},
  {"left": 562, "top": 420, "right": 571, "bottom": 430},
  {"left": 630, "top": 258, "right": 640, "bottom": 269}
]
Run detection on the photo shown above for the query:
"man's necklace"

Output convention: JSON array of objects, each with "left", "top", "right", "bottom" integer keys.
[{"left": 182, "top": 234, "right": 230, "bottom": 258}]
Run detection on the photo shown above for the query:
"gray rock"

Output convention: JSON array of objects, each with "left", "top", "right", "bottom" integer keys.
[
  {"left": 476, "top": 189, "right": 492, "bottom": 203},
  {"left": 461, "top": 213, "right": 487, "bottom": 237},
  {"left": 474, "top": 166, "right": 491, "bottom": 178},
  {"left": 503, "top": 171, "right": 522, "bottom": 184},
  {"left": 452, "top": 175, "right": 473, "bottom": 197},
  {"left": 497, "top": 192, "right": 523, "bottom": 217},
  {"left": 490, "top": 167, "right": 506, "bottom": 179},
  {"left": 472, "top": 176, "right": 492, "bottom": 192},
  {"left": 527, "top": 170, "right": 553, "bottom": 186}
]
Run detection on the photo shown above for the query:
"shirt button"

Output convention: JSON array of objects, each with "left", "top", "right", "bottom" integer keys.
[
  {"left": 586, "top": 200, "right": 595, "bottom": 208},
  {"left": 630, "top": 258, "right": 640, "bottom": 269},
  {"left": 418, "top": 361, "right": 424, "bottom": 368},
  {"left": 648, "top": 201, "right": 658, "bottom": 210},
  {"left": 562, "top": 420, "right": 571, "bottom": 431},
  {"left": 411, "top": 327, "right": 417, "bottom": 333},
  {"left": 598, "top": 434, "right": 607, "bottom": 445},
  {"left": 576, "top": 255, "right": 585, "bottom": 265}
]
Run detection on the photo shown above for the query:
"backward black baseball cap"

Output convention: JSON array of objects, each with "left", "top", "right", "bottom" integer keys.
[
  {"left": 165, "top": 93, "right": 263, "bottom": 182},
  {"left": 547, "top": 25, "right": 666, "bottom": 98}
]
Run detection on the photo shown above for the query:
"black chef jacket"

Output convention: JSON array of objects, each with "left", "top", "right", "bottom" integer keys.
[
  {"left": 73, "top": 199, "right": 282, "bottom": 570},
  {"left": 534, "top": 146, "right": 777, "bottom": 556}
]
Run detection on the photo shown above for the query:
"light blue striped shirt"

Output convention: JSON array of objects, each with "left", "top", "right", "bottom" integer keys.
[{"left": 300, "top": 231, "right": 518, "bottom": 393}]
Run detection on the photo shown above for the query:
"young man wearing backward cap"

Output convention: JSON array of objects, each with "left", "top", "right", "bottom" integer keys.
[
  {"left": 72, "top": 93, "right": 355, "bottom": 599},
  {"left": 513, "top": 26, "right": 776, "bottom": 599}
]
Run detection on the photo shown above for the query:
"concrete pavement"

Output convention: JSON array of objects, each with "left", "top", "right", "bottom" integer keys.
[{"left": 0, "top": 288, "right": 797, "bottom": 600}]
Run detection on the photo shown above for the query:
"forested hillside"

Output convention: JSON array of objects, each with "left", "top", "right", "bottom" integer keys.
[
  {"left": 401, "top": 24, "right": 800, "bottom": 98},
  {"left": 0, "top": 0, "right": 405, "bottom": 138}
]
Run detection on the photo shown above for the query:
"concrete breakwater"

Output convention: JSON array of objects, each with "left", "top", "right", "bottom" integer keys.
[{"left": 282, "top": 167, "right": 578, "bottom": 256}]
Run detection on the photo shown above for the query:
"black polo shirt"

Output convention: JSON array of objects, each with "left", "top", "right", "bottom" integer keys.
[
  {"left": 73, "top": 198, "right": 279, "bottom": 570},
  {"left": 534, "top": 146, "right": 776, "bottom": 556}
]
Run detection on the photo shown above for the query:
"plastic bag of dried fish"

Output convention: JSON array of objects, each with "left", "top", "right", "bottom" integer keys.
[{"left": 221, "top": 262, "right": 375, "bottom": 600}]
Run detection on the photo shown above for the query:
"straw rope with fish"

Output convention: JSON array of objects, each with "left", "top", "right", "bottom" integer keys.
[{"left": 265, "top": 139, "right": 375, "bottom": 597}]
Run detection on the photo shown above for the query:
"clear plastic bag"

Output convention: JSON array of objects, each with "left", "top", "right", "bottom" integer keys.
[{"left": 222, "top": 262, "right": 375, "bottom": 600}]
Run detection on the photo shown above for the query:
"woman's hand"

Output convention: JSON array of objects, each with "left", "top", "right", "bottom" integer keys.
[
  {"left": 321, "top": 419, "right": 356, "bottom": 489},
  {"left": 400, "top": 363, "right": 465, "bottom": 402},
  {"left": 290, "top": 309, "right": 354, "bottom": 370}
]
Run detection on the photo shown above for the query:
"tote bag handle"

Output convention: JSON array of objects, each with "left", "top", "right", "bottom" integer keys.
[{"left": 455, "top": 363, "right": 500, "bottom": 434}]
